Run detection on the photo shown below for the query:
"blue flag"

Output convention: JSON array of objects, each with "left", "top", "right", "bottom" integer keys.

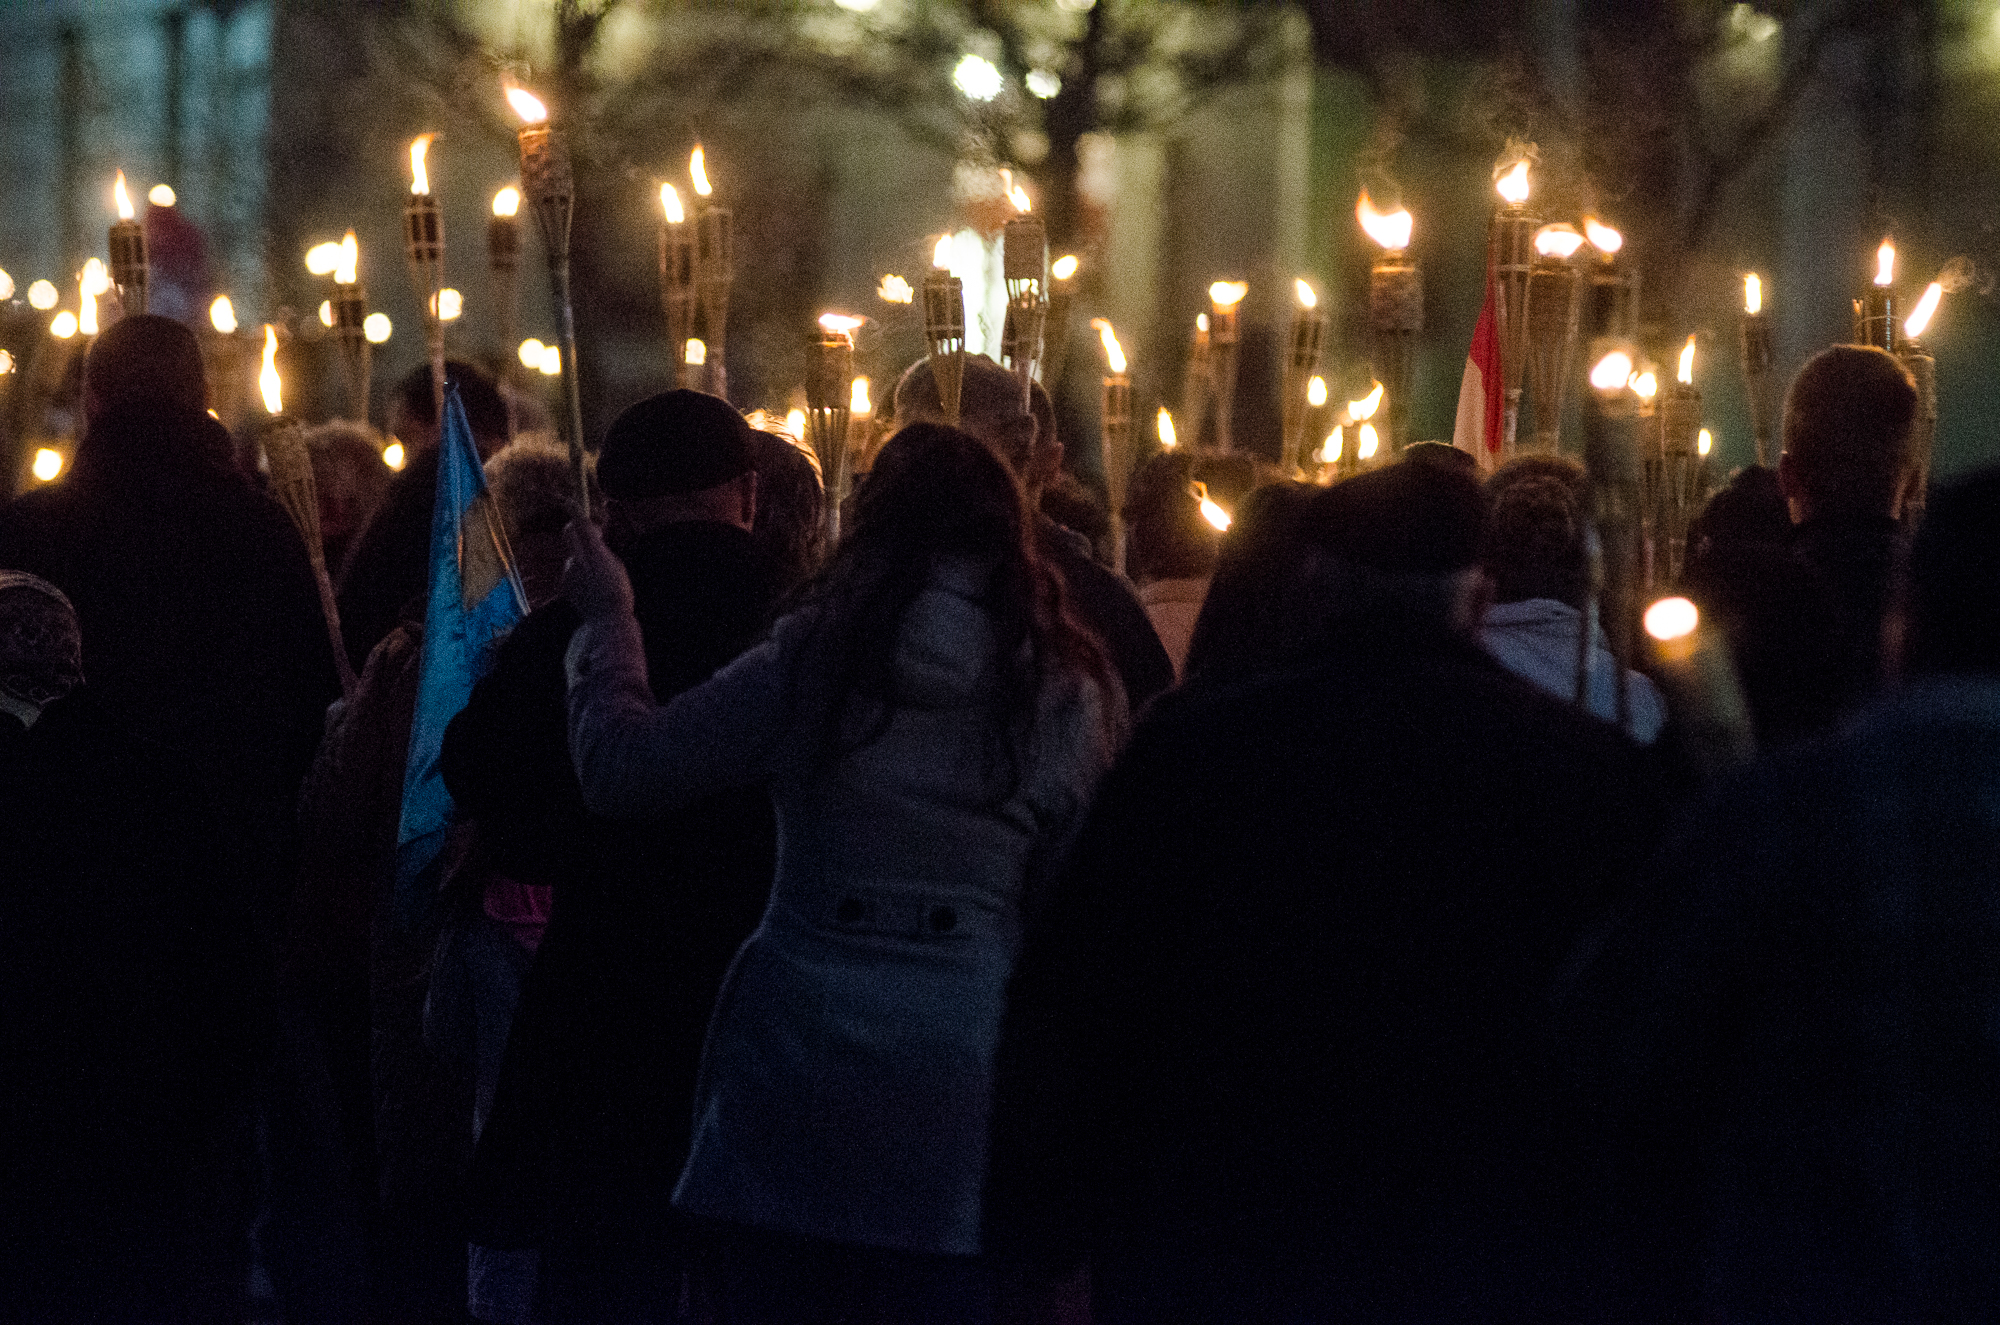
[{"left": 395, "top": 384, "right": 526, "bottom": 926}]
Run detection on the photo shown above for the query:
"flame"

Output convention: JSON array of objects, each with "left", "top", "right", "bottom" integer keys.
[
  {"left": 1356, "top": 422, "right": 1379, "bottom": 460},
  {"left": 506, "top": 86, "right": 549, "bottom": 125},
  {"left": 1534, "top": 224, "right": 1585, "bottom": 260},
  {"left": 1583, "top": 217, "right": 1623, "bottom": 255},
  {"left": 1009, "top": 184, "right": 1032, "bottom": 213},
  {"left": 114, "top": 171, "right": 134, "bottom": 221},
  {"left": 1307, "top": 375, "right": 1328, "bottom": 408},
  {"left": 660, "top": 183, "right": 683, "bottom": 224},
  {"left": 28, "top": 280, "right": 58, "bottom": 310},
  {"left": 685, "top": 338, "right": 707, "bottom": 366},
  {"left": 1157, "top": 407, "right": 1177, "bottom": 448},
  {"left": 1698, "top": 428, "right": 1713, "bottom": 457},
  {"left": 1874, "top": 239, "right": 1895, "bottom": 287},
  {"left": 851, "top": 376, "right": 871, "bottom": 414},
  {"left": 434, "top": 288, "right": 463, "bottom": 321},
  {"left": 0, "top": 349, "right": 10, "bottom": 374},
  {"left": 1295, "top": 278, "right": 1318, "bottom": 309},
  {"left": 1320, "top": 428, "right": 1342, "bottom": 463},
  {"left": 209, "top": 295, "right": 237, "bottom": 334},
  {"left": 933, "top": 235, "right": 954, "bottom": 269},
  {"left": 1052, "top": 254, "right": 1079, "bottom": 280},
  {"left": 260, "top": 325, "right": 282, "bottom": 415},
  {"left": 148, "top": 184, "right": 176, "bottom": 208},
  {"left": 32, "top": 448, "right": 63, "bottom": 482},
  {"left": 519, "top": 337, "right": 546, "bottom": 368},
  {"left": 336, "top": 230, "right": 358, "bottom": 285},
  {"left": 364, "top": 312, "right": 392, "bottom": 343},
  {"left": 1677, "top": 335, "right": 1696, "bottom": 385},
  {"left": 877, "top": 274, "right": 914, "bottom": 303},
  {"left": 818, "top": 312, "right": 864, "bottom": 336},
  {"left": 1744, "top": 272, "right": 1762, "bottom": 316},
  {"left": 410, "top": 134, "right": 434, "bottom": 196},
  {"left": 305, "top": 241, "right": 342, "bottom": 276},
  {"left": 382, "top": 441, "right": 407, "bottom": 470},
  {"left": 1644, "top": 596, "right": 1699, "bottom": 642},
  {"left": 1589, "top": 350, "right": 1634, "bottom": 391},
  {"left": 50, "top": 311, "right": 78, "bottom": 339},
  {"left": 785, "top": 407, "right": 806, "bottom": 440},
  {"left": 80, "top": 259, "right": 110, "bottom": 297},
  {"left": 319, "top": 300, "right": 334, "bottom": 328},
  {"left": 1632, "top": 369, "right": 1658, "bottom": 400},
  {"left": 539, "top": 343, "right": 561, "bottom": 375},
  {"left": 1208, "top": 280, "right": 1248, "bottom": 309},
  {"left": 1349, "top": 381, "right": 1384, "bottom": 421},
  {"left": 1195, "top": 313, "right": 1208, "bottom": 333},
  {"left": 1495, "top": 160, "right": 1531, "bottom": 206},
  {"left": 1090, "top": 318, "right": 1126, "bottom": 374},
  {"left": 1905, "top": 281, "right": 1943, "bottom": 338},
  {"left": 1356, "top": 192, "right": 1413, "bottom": 251},
  {"left": 1191, "top": 481, "right": 1231, "bottom": 531},
  {"left": 691, "top": 145, "right": 712, "bottom": 197},
  {"left": 78, "top": 291, "right": 96, "bottom": 337},
  {"left": 494, "top": 186, "right": 521, "bottom": 218}
]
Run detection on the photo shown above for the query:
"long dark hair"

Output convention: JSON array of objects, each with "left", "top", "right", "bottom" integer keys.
[{"left": 787, "top": 422, "right": 1115, "bottom": 795}]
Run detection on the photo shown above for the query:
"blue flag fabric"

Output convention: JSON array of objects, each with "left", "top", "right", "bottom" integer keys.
[{"left": 395, "top": 384, "right": 526, "bottom": 926}]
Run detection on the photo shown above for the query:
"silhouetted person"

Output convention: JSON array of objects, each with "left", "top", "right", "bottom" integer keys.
[
  {"left": 1122, "top": 450, "right": 1224, "bottom": 680},
  {"left": 1178, "top": 480, "right": 1321, "bottom": 688},
  {"left": 744, "top": 422, "right": 826, "bottom": 587},
  {"left": 1565, "top": 463, "right": 2000, "bottom": 1321},
  {"left": 306, "top": 420, "right": 394, "bottom": 573},
  {"left": 987, "top": 457, "right": 1666, "bottom": 1323}
]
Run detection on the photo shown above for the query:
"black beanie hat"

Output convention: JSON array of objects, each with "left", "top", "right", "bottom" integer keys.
[
  {"left": 1308, "top": 457, "right": 1489, "bottom": 575},
  {"left": 596, "top": 389, "right": 755, "bottom": 499}
]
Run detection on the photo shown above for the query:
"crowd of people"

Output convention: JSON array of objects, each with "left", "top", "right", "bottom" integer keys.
[{"left": 4, "top": 313, "right": 1999, "bottom": 1325}]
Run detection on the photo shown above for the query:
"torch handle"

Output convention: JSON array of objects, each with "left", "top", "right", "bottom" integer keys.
[{"left": 549, "top": 258, "right": 590, "bottom": 518}]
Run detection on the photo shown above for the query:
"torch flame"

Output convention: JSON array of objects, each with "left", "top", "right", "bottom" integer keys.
[
  {"left": 305, "top": 242, "right": 342, "bottom": 276},
  {"left": 1533, "top": 224, "right": 1586, "bottom": 260},
  {"left": 1356, "top": 422, "right": 1380, "bottom": 460},
  {"left": 1677, "top": 335, "right": 1696, "bottom": 385},
  {"left": 1356, "top": 192, "right": 1413, "bottom": 251},
  {"left": 1495, "top": 160, "right": 1530, "bottom": 206},
  {"left": 1744, "top": 272, "right": 1762, "bottom": 315},
  {"left": 149, "top": 184, "right": 175, "bottom": 207},
  {"left": 114, "top": 171, "right": 134, "bottom": 221},
  {"left": 1157, "top": 407, "right": 1177, "bottom": 448},
  {"left": 494, "top": 186, "right": 521, "bottom": 218},
  {"left": 1633, "top": 369, "right": 1659, "bottom": 400},
  {"left": 1349, "top": 381, "right": 1384, "bottom": 421},
  {"left": 1090, "top": 318, "right": 1126, "bottom": 374},
  {"left": 1195, "top": 313, "right": 1208, "bottom": 333},
  {"left": 691, "top": 145, "right": 712, "bottom": 197},
  {"left": 336, "top": 230, "right": 358, "bottom": 286},
  {"left": 1191, "top": 481, "right": 1231, "bottom": 531},
  {"left": 1874, "top": 239, "right": 1895, "bottom": 287},
  {"left": 1583, "top": 217, "right": 1623, "bottom": 255},
  {"left": 659, "top": 183, "right": 683, "bottom": 224},
  {"left": 933, "top": 235, "right": 954, "bottom": 269},
  {"left": 260, "top": 325, "right": 282, "bottom": 415},
  {"left": 1905, "top": 281, "right": 1944, "bottom": 338},
  {"left": 877, "top": 274, "right": 914, "bottom": 303},
  {"left": 1294, "top": 278, "right": 1318, "bottom": 309},
  {"left": 1698, "top": 428, "right": 1713, "bottom": 457},
  {"left": 818, "top": 312, "right": 864, "bottom": 336},
  {"left": 209, "top": 295, "right": 237, "bottom": 335},
  {"left": 409, "top": 135, "right": 434, "bottom": 197},
  {"left": 1008, "top": 184, "right": 1031, "bottom": 213},
  {"left": 1589, "top": 350, "right": 1634, "bottom": 391},
  {"left": 851, "top": 376, "right": 871, "bottom": 414},
  {"left": 506, "top": 87, "right": 549, "bottom": 125},
  {"left": 1644, "top": 596, "right": 1699, "bottom": 642},
  {"left": 1052, "top": 254, "right": 1079, "bottom": 280},
  {"left": 80, "top": 258, "right": 110, "bottom": 298},
  {"left": 684, "top": 338, "right": 707, "bottom": 366},
  {"left": 1208, "top": 281, "right": 1248, "bottom": 309},
  {"left": 1307, "top": 375, "right": 1328, "bottom": 408},
  {"left": 1321, "top": 428, "right": 1342, "bottom": 463}
]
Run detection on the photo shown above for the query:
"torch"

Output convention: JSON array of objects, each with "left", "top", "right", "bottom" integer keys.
[
  {"left": 1582, "top": 218, "right": 1631, "bottom": 345},
  {"left": 1207, "top": 281, "right": 1248, "bottom": 453},
  {"left": 1180, "top": 314, "right": 1210, "bottom": 449},
  {"left": 402, "top": 134, "right": 447, "bottom": 425},
  {"left": 1358, "top": 192, "right": 1420, "bottom": 453},
  {"left": 1001, "top": 186, "right": 1047, "bottom": 411},
  {"left": 659, "top": 183, "right": 699, "bottom": 387},
  {"left": 489, "top": 185, "right": 523, "bottom": 370},
  {"left": 1643, "top": 596, "right": 1756, "bottom": 780},
  {"left": 108, "top": 171, "right": 147, "bottom": 316},
  {"left": 922, "top": 235, "right": 966, "bottom": 425},
  {"left": 1630, "top": 363, "right": 1662, "bottom": 591},
  {"left": 1583, "top": 348, "right": 1642, "bottom": 732},
  {"left": 1899, "top": 278, "right": 1943, "bottom": 507},
  {"left": 1740, "top": 272, "right": 1775, "bottom": 466},
  {"left": 1657, "top": 336, "right": 1704, "bottom": 584},
  {"left": 806, "top": 314, "right": 859, "bottom": 544},
  {"left": 507, "top": 85, "right": 589, "bottom": 513},
  {"left": 692, "top": 146, "right": 734, "bottom": 401},
  {"left": 331, "top": 231, "right": 371, "bottom": 424},
  {"left": 847, "top": 376, "right": 875, "bottom": 478},
  {"left": 1092, "top": 318, "right": 1133, "bottom": 562},
  {"left": 1855, "top": 238, "right": 1896, "bottom": 351},
  {"left": 1525, "top": 223, "right": 1586, "bottom": 453},
  {"left": 1347, "top": 380, "right": 1385, "bottom": 473},
  {"left": 259, "top": 325, "right": 358, "bottom": 699},
  {"left": 1281, "top": 279, "right": 1326, "bottom": 473},
  {"left": 1490, "top": 148, "right": 1539, "bottom": 458},
  {"left": 1042, "top": 254, "right": 1080, "bottom": 390},
  {"left": 78, "top": 259, "right": 110, "bottom": 339}
]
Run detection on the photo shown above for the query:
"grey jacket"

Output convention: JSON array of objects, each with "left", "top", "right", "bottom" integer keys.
[{"left": 566, "top": 559, "right": 1118, "bottom": 1255}]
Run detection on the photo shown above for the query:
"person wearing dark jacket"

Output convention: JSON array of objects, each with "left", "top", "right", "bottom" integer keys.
[
  {"left": 444, "top": 391, "right": 786, "bottom": 1323},
  {"left": 985, "top": 458, "right": 1666, "bottom": 1323}
]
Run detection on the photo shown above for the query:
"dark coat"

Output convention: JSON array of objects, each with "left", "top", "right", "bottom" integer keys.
[
  {"left": 985, "top": 614, "right": 1666, "bottom": 1320},
  {"left": 334, "top": 444, "right": 439, "bottom": 673},
  {"left": 1036, "top": 515, "right": 1172, "bottom": 715},
  {"left": 444, "top": 519, "right": 786, "bottom": 1254}
]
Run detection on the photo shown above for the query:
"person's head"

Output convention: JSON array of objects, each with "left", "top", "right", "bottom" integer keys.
[
  {"left": 1686, "top": 464, "right": 1790, "bottom": 566},
  {"left": 893, "top": 355, "right": 1053, "bottom": 496},
  {"left": 304, "top": 420, "right": 393, "bottom": 553},
  {"left": 484, "top": 439, "right": 580, "bottom": 611},
  {"left": 1487, "top": 452, "right": 1586, "bottom": 507},
  {"left": 1123, "top": 449, "right": 1221, "bottom": 584},
  {"left": 1481, "top": 475, "right": 1587, "bottom": 609},
  {"left": 1303, "top": 456, "right": 1490, "bottom": 633},
  {"left": 596, "top": 390, "right": 758, "bottom": 550},
  {"left": 746, "top": 424, "right": 826, "bottom": 586},
  {"left": 0, "top": 572, "right": 83, "bottom": 728},
  {"left": 1180, "top": 481, "right": 1322, "bottom": 686},
  {"left": 1899, "top": 464, "right": 2000, "bottom": 678},
  {"left": 1779, "top": 345, "right": 1919, "bottom": 522},
  {"left": 389, "top": 360, "right": 511, "bottom": 458},
  {"left": 1039, "top": 471, "right": 1110, "bottom": 551},
  {"left": 81, "top": 314, "right": 207, "bottom": 429}
]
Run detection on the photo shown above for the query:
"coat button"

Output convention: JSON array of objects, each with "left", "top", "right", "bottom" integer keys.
[
  {"left": 928, "top": 905, "right": 957, "bottom": 933},
  {"left": 836, "top": 898, "right": 865, "bottom": 925}
]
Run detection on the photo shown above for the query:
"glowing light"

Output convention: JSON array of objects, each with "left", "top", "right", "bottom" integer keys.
[
  {"left": 1644, "top": 596, "right": 1699, "bottom": 642},
  {"left": 1356, "top": 192, "right": 1413, "bottom": 251},
  {"left": 851, "top": 375, "right": 871, "bottom": 414},
  {"left": 382, "top": 441, "right": 407, "bottom": 470},
  {"left": 28, "top": 280, "right": 58, "bottom": 310},
  {"left": 538, "top": 343, "right": 561, "bottom": 375},
  {"left": 1744, "top": 272, "right": 1762, "bottom": 315},
  {"left": 1534, "top": 224, "right": 1586, "bottom": 260},
  {"left": 1025, "top": 68, "right": 1061, "bottom": 99},
  {"left": 691, "top": 145, "right": 712, "bottom": 197},
  {"left": 149, "top": 183, "right": 176, "bottom": 207},
  {"left": 80, "top": 259, "right": 110, "bottom": 297},
  {"left": 933, "top": 235, "right": 954, "bottom": 269},
  {"left": 660, "top": 183, "right": 683, "bottom": 224},
  {"left": 50, "top": 311, "right": 78, "bottom": 339},
  {"left": 1295, "top": 278, "right": 1318, "bottom": 309},
  {"left": 335, "top": 231, "right": 358, "bottom": 286},
  {"left": 318, "top": 300, "right": 334, "bottom": 328},
  {"left": 1196, "top": 313, "right": 1208, "bottom": 333},
  {"left": 878, "top": 274, "right": 914, "bottom": 303},
  {"left": 1905, "top": 282, "right": 1944, "bottom": 338},
  {"left": 685, "top": 338, "right": 707, "bottom": 366},
  {"left": 32, "top": 448, "right": 63, "bottom": 482},
  {"left": 835, "top": 0, "right": 879, "bottom": 9},
  {"left": 434, "top": 288, "right": 464, "bottom": 321},
  {"left": 818, "top": 312, "right": 864, "bottom": 336},
  {"left": 506, "top": 87, "right": 550, "bottom": 124},
  {"left": 0, "top": 269, "right": 12, "bottom": 301},
  {"left": 1590, "top": 350, "right": 1634, "bottom": 391},
  {"left": 1677, "top": 336, "right": 1697, "bottom": 385},
  {"left": 785, "top": 407, "right": 806, "bottom": 440},
  {"left": 1349, "top": 381, "right": 1384, "bottom": 420},
  {"left": 113, "top": 171, "right": 134, "bottom": 221},
  {"left": 519, "top": 337, "right": 546, "bottom": 368},
  {"left": 0, "top": 349, "right": 11, "bottom": 374},
  {"left": 1356, "top": 422, "right": 1380, "bottom": 460},
  {"left": 1496, "top": 160, "right": 1531, "bottom": 206},
  {"left": 260, "top": 325, "right": 282, "bottom": 415},
  {"left": 954, "top": 53, "right": 1004, "bottom": 102},
  {"left": 1008, "top": 184, "right": 1032, "bottom": 213},
  {"left": 1874, "top": 239, "right": 1895, "bottom": 287},
  {"left": 1307, "top": 375, "right": 1328, "bottom": 408},
  {"left": 1208, "top": 281, "right": 1248, "bottom": 309},
  {"left": 1320, "top": 428, "right": 1342, "bottom": 463},
  {"left": 1090, "top": 318, "right": 1126, "bottom": 374},
  {"left": 1051, "top": 254, "right": 1079, "bottom": 281},
  {"left": 410, "top": 134, "right": 434, "bottom": 196},
  {"left": 1157, "top": 407, "right": 1177, "bottom": 449},
  {"left": 363, "top": 312, "right": 392, "bottom": 343},
  {"left": 1191, "top": 481, "right": 1231, "bottom": 531},
  {"left": 494, "top": 186, "right": 521, "bottom": 218},
  {"left": 305, "top": 241, "right": 342, "bottom": 276},
  {"left": 1698, "top": 428, "right": 1713, "bottom": 457},
  {"left": 1583, "top": 217, "right": 1623, "bottom": 255},
  {"left": 1633, "top": 370, "right": 1659, "bottom": 400}
]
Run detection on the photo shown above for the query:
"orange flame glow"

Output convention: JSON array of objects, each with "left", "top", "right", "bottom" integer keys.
[
  {"left": 1090, "top": 318, "right": 1126, "bottom": 374},
  {"left": 1356, "top": 192, "right": 1413, "bottom": 251},
  {"left": 506, "top": 87, "right": 549, "bottom": 124}
]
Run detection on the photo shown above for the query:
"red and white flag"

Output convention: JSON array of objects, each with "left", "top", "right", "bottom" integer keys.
[{"left": 1452, "top": 270, "right": 1504, "bottom": 467}]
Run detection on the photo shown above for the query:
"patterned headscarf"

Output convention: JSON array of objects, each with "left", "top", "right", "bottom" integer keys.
[{"left": 0, "top": 571, "right": 84, "bottom": 707}]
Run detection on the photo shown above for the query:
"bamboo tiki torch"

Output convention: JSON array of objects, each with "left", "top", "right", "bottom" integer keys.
[
  {"left": 1358, "top": 192, "right": 1420, "bottom": 454},
  {"left": 1659, "top": 336, "right": 1704, "bottom": 584},
  {"left": 1043, "top": 254, "right": 1080, "bottom": 391},
  {"left": 1630, "top": 364, "right": 1662, "bottom": 592},
  {"left": 1091, "top": 318, "right": 1132, "bottom": 562},
  {"left": 1583, "top": 348, "right": 1642, "bottom": 734},
  {"left": 807, "top": 315, "right": 858, "bottom": 544},
  {"left": 1002, "top": 187, "right": 1048, "bottom": 412},
  {"left": 1740, "top": 272, "right": 1775, "bottom": 467},
  {"left": 489, "top": 186, "right": 523, "bottom": 369},
  {"left": 1281, "top": 279, "right": 1325, "bottom": 474},
  {"left": 847, "top": 376, "right": 875, "bottom": 479},
  {"left": 507, "top": 86, "right": 589, "bottom": 513},
  {"left": 1855, "top": 238, "right": 1897, "bottom": 350},
  {"left": 923, "top": 235, "right": 966, "bottom": 425},
  {"left": 659, "top": 183, "right": 698, "bottom": 387},
  {"left": 331, "top": 231, "right": 371, "bottom": 424},
  {"left": 1644, "top": 595, "right": 1756, "bottom": 780},
  {"left": 1490, "top": 148, "right": 1539, "bottom": 459},
  {"left": 402, "top": 136, "right": 447, "bottom": 426},
  {"left": 1347, "top": 380, "right": 1385, "bottom": 473},
  {"left": 1582, "top": 218, "right": 1631, "bottom": 345},
  {"left": 1899, "top": 278, "right": 1942, "bottom": 509},
  {"left": 1179, "top": 314, "right": 1211, "bottom": 449},
  {"left": 108, "top": 171, "right": 147, "bottom": 316},
  {"left": 692, "top": 146, "right": 733, "bottom": 401},
  {"left": 1207, "top": 281, "right": 1248, "bottom": 453},
  {"left": 1525, "top": 223, "right": 1586, "bottom": 453}
]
